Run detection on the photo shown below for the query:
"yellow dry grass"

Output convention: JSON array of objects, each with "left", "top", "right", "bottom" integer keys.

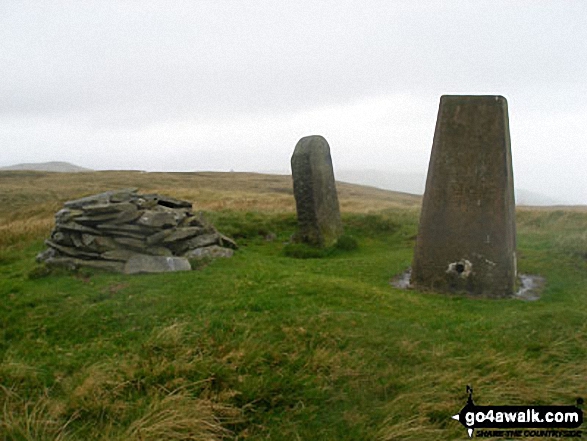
[
  {"left": 0, "top": 170, "right": 420, "bottom": 215},
  {"left": 1, "top": 322, "right": 240, "bottom": 440},
  {"left": 124, "top": 391, "right": 234, "bottom": 441},
  {"left": 0, "top": 170, "right": 420, "bottom": 248},
  {"left": 1, "top": 171, "right": 586, "bottom": 439},
  {"left": 1, "top": 385, "right": 73, "bottom": 441},
  {"left": 377, "top": 343, "right": 587, "bottom": 440}
]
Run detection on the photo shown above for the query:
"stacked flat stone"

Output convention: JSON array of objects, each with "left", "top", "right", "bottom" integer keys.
[{"left": 36, "top": 188, "right": 237, "bottom": 274}]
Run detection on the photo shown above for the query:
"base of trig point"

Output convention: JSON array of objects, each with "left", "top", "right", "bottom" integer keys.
[{"left": 411, "top": 95, "right": 517, "bottom": 297}]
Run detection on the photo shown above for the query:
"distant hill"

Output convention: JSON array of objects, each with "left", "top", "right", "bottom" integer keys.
[
  {"left": 514, "top": 189, "right": 560, "bottom": 207},
  {"left": 336, "top": 169, "right": 426, "bottom": 196},
  {"left": 335, "top": 169, "right": 566, "bottom": 207},
  {"left": 0, "top": 161, "right": 93, "bottom": 173}
]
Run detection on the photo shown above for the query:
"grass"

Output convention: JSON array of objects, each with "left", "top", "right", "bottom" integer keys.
[{"left": 0, "top": 171, "right": 586, "bottom": 440}]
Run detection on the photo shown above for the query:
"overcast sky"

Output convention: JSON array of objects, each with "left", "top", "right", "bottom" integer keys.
[{"left": 1, "top": 1, "right": 586, "bottom": 204}]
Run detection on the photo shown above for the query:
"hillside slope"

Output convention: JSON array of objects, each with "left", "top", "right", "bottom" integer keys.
[
  {"left": 0, "top": 170, "right": 586, "bottom": 440},
  {"left": 0, "top": 170, "right": 421, "bottom": 218},
  {"left": 0, "top": 161, "right": 93, "bottom": 173}
]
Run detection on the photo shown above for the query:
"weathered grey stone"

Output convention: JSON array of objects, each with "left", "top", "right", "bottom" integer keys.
[
  {"left": 81, "top": 234, "right": 98, "bottom": 247},
  {"left": 109, "top": 207, "right": 142, "bottom": 224},
  {"left": 55, "top": 208, "right": 84, "bottom": 223},
  {"left": 136, "top": 210, "right": 178, "bottom": 228},
  {"left": 132, "top": 196, "right": 159, "bottom": 209},
  {"left": 74, "top": 212, "right": 123, "bottom": 224},
  {"left": 109, "top": 188, "right": 139, "bottom": 203},
  {"left": 145, "top": 229, "right": 175, "bottom": 245},
  {"left": 64, "top": 194, "right": 109, "bottom": 209},
  {"left": 291, "top": 135, "right": 343, "bottom": 247},
  {"left": 181, "top": 215, "right": 206, "bottom": 228},
  {"left": 79, "top": 204, "right": 117, "bottom": 215},
  {"left": 218, "top": 234, "right": 238, "bottom": 250},
  {"left": 162, "top": 227, "right": 205, "bottom": 243},
  {"left": 36, "top": 247, "right": 56, "bottom": 263},
  {"left": 64, "top": 188, "right": 138, "bottom": 208},
  {"left": 185, "top": 233, "right": 220, "bottom": 249},
  {"left": 184, "top": 245, "right": 234, "bottom": 260},
  {"left": 141, "top": 194, "right": 192, "bottom": 209},
  {"left": 156, "top": 205, "right": 188, "bottom": 224},
  {"left": 98, "top": 202, "right": 137, "bottom": 213},
  {"left": 58, "top": 222, "right": 101, "bottom": 235},
  {"left": 411, "top": 95, "right": 516, "bottom": 297},
  {"left": 81, "top": 259, "right": 126, "bottom": 272},
  {"left": 97, "top": 229, "right": 146, "bottom": 240},
  {"left": 112, "top": 237, "right": 148, "bottom": 250},
  {"left": 76, "top": 203, "right": 139, "bottom": 224},
  {"left": 45, "top": 240, "right": 101, "bottom": 259},
  {"left": 98, "top": 223, "right": 155, "bottom": 234},
  {"left": 109, "top": 239, "right": 171, "bottom": 257},
  {"left": 38, "top": 189, "right": 237, "bottom": 274},
  {"left": 70, "top": 234, "right": 84, "bottom": 248},
  {"left": 123, "top": 255, "right": 191, "bottom": 274},
  {"left": 45, "top": 256, "right": 125, "bottom": 272},
  {"left": 89, "top": 236, "right": 119, "bottom": 252},
  {"left": 102, "top": 246, "right": 171, "bottom": 261},
  {"left": 51, "top": 231, "right": 72, "bottom": 246},
  {"left": 101, "top": 249, "right": 140, "bottom": 262},
  {"left": 142, "top": 246, "right": 173, "bottom": 257},
  {"left": 73, "top": 234, "right": 118, "bottom": 252}
]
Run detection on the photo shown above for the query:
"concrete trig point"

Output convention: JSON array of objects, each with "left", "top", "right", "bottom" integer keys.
[
  {"left": 411, "top": 95, "right": 517, "bottom": 297},
  {"left": 291, "top": 135, "right": 343, "bottom": 247}
]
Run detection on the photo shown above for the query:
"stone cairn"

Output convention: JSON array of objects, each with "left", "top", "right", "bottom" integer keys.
[
  {"left": 291, "top": 135, "right": 343, "bottom": 247},
  {"left": 411, "top": 95, "right": 516, "bottom": 297},
  {"left": 36, "top": 188, "right": 237, "bottom": 274}
]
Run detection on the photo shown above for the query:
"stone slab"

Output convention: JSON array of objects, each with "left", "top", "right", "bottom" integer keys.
[
  {"left": 184, "top": 245, "right": 234, "bottom": 260},
  {"left": 58, "top": 222, "right": 101, "bottom": 235},
  {"left": 44, "top": 256, "right": 125, "bottom": 273},
  {"left": 123, "top": 255, "right": 192, "bottom": 274},
  {"left": 136, "top": 210, "right": 178, "bottom": 228},
  {"left": 63, "top": 188, "right": 138, "bottom": 208},
  {"left": 185, "top": 233, "right": 220, "bottom": 249},
  {"left": 162, "top": 227, "right": 205, "bottom": 243},
  {"left": 141, "top": 194, "right": 192, "bottom": 209},
  {"left": 45, "top": 240, "right": 101, "bottom": 260}
]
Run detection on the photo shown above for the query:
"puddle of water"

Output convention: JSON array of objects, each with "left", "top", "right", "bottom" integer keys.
[
  {"left": 390, "top": 269, "right": 545, "bottom": 301},
  {"left": 391, "top": 268, "right": 412, "bottom": 289},
  {"left": 514, "top": 274, "right": 545, "bottom": 301}
]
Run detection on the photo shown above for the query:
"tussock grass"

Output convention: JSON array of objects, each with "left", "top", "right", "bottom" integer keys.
[
  {"left": 125, "top": 390, "right": 233, "bottom": 441},
  {"left": 1, "top": 386, "right": 73, "bottom": 441},
  {"left": 2, "top": 322, "right": 241, "bottom": 440},
  {"left": 0, "top": 218, "right": 53, "bottom": 249},
  {"left": 378, "top": 344, "right": 587, "bottom": 440},
  {"left": 517, "top": 208, "right": 587, "bottom": 260}
]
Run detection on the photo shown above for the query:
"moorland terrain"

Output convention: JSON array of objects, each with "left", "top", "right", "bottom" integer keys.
[{"left": 0, "top": 170, "right": 585, "bottom": 440}]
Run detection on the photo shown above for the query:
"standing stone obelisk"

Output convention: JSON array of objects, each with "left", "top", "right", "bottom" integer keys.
[
  {"left": 291, "top": 135, "right": 343, "bottom": 247},
  {"left": 411, "top": 95, "right": 517, "bottom": 297}
]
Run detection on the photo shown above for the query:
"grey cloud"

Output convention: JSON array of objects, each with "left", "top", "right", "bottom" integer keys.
[
  {"left": 0, "top": 1, "right": 586, "bottom": 204},
  {"left": 2, "top": 1, "right": 586, "bottom": 121}
]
